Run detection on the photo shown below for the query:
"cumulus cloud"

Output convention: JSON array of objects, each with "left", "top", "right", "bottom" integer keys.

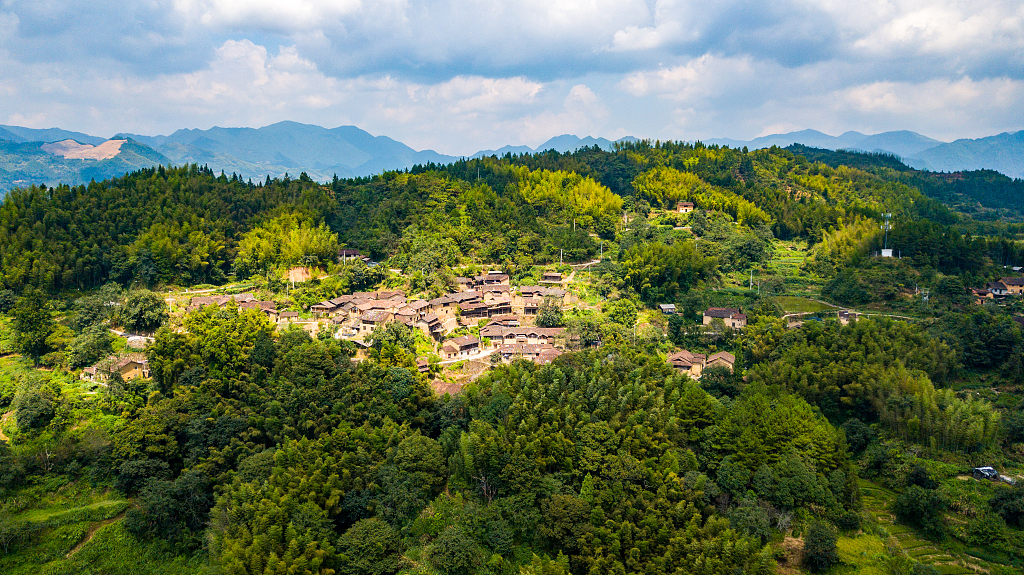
[{"left": 0, "top": 0, "right": 1021, "bottom": 150}]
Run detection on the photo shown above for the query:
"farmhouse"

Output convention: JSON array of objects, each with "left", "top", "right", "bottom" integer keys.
[
  {"left": 703, "top": 307, "right": 747, "bottom": 329},
  {"left": 441, "top": 335, "right": 481, "bottom": 359},
  {"left": 677, "top": 201, "right": 694, "bottom": 213}
]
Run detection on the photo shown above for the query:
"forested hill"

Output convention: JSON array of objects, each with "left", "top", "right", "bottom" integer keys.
[
  {"left": 3, "top": 139, "right": 1024, "bottom": 575},
  {"left": 4, "top": 141, "right": 1024, "bottom": 294}
]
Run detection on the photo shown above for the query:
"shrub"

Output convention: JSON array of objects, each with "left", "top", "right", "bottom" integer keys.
[{"left": 803, "top": 520, "right": 840, "bottom": 572}]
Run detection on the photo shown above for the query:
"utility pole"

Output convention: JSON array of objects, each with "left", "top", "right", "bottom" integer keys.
[
  {"left": 881, "top": 213, "right": 892, "bottom": 249},
  {"left": 749, "top": 269, "right": 753, "bottom": 290},
  {"left": 560, "top": 249, "right": 563, "bottom": 266}
]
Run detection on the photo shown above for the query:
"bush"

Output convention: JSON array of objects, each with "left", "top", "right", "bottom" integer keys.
[
  {"left": 337, "top": 518, "right": 402, "bottom": 575},
  {"left": 893, "top": 485, "right": 947, "bottom": 537},
  {"left": 836, "top": 510, "right": 861, "bottom": 532},
  {"left": 429, "top": 525, "right": 480, "bottom": 575},
  {"left": 803, "top": 520, "right": 840, "bottom": 572}
]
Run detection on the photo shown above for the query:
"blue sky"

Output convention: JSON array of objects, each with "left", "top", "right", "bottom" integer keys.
[{"left": 0, "top": 0, "right": 1022, "bottom": 154}]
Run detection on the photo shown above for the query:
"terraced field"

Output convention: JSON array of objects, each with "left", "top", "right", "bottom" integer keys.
[{"left": 858, "top": 479, "right": 989, "bottom": 575}]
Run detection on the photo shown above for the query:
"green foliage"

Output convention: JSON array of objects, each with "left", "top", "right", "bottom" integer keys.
[
  {"left": 12, "top": 288, "right": 54, "bottom": 364},
  {"left": 429, "top": 525, "right": 481, "bottom": 575},
  {"left": 535, "top": 296, "right": 563, "bottom": 328},
  {"left": 336, "top": 518, "right": 402, "bottom": 575},
  {"left": 117, "top": 289, "right": 169, "bottom": 333},
  {"left": 235, "top": 212, "right": 339, "bottom": 278},
  {"left": 619, "top": 240, "right": 715, "bottom": 303},
  {"left": 803, "top": 520, "right": 840, "bottom": 572},
  {"left": 893, "top": 485, "right": 948, "bottom": 538}
]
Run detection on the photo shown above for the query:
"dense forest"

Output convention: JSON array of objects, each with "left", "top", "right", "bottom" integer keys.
[{"left": 2, "top": 142, "right": 1024, "bottom": 575}]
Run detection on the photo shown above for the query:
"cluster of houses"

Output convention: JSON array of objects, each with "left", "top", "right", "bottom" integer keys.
[{"left": 973, "top": 276, "right": 1024, "bottom": 303}]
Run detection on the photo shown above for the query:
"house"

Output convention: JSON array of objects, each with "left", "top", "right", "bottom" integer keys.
[
  {"left": 279, "top": 311, "right": 300, "bottom": 323},
  {"left": 705, "top": 351, "right": 736, "bottom": 372},
  {"left": 703, "top": 308, "right": 747, "bottom": 329},
  {"left": 416, "top": 358, "right": 430, "bottom": 373},
  {"left": 999, "top": 277, "right": 1024, "bottom": 295},
  {"left": 495, "top": 343, "right": 563, "bottom": 365},
  {"left": 540, "top": 272, "right": 563, "bottom": 284},
  {"left": 441, "top": 335, "right": 480, "bottom": 359},
  {"left": 666, "top": 349, "right": 735, "bottom": 379},
  {"left": 970, "top": 288, "right": 993, "bottom": 305},
  {"left": 677, "top": 201, "right": 694, "bottom": 213},
  {"left": 837, "top": 310, "right": 858, "bottom": 325},
  {"left": 659, "top": 304, "right": 677, "bottom": 315},
  {"left": 485, "top": 315, "right": 520, "bottom": 327},
  {"left": 667, "top": 350, "right": 706, "bottom": 379},
  {"left": 519, "top": 286, "right": 565, "bottom": 299},
  {"left": 337, "top": 248, "right": 364, "bottom": 262},
  {"left": 82, "top": 353, "right": 150, "bottom": 383},
  {"left": 479, "top": 326, "right": 565, "bottom": 347},
  {"left": 360, "top": 310, "right": 393, "bottom": 333},
  {"left": 474, "top": 273, "right": 509, "bottom": 287},
  {"left": 420, "top": 313, "right": 446, "bottom": 339},
  {"left": 987, "top": 281, "right": 1008, "bottom": 296}
]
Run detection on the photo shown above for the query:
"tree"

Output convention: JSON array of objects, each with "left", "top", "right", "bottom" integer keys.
[
  {"left": 118, "top": 290, "right": 168, "bottom": 334},
  {"left": 606, "top": 298, "right": 638, "bottom": 328},
  {"left": 535, "top": 296, "right": 564, "bottom": 327},
  {"left": 893, "top": 485, "right": 947, "bottom": 537},
  {"left": 803, "top": 521, "right": 840, "bottom": 572},
  {"left": 12, "top": 288, "right": 54, "bottom": 364},
  {"left": 337, "top": 518, "right": 402, "bottom": 575},
  {"left": 429, "top": 525, "right": 481, "bottom": 575},
  {"left": 0, "top": 289, "right": 15, "bottom": 314}
]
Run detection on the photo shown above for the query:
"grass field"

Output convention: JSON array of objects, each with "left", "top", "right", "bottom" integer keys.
[{"left": 775, "top": 296, "right": 840, "bottom": 314}]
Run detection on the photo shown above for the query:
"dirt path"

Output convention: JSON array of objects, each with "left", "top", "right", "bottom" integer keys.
[
  {"left": 66, "top": 509, "right": 127, "bottom": 558},
  {"left": 0, "top": 410, "right": 12, "bottom": 442}
]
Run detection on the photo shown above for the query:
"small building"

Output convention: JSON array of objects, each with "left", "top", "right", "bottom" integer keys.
[
  {"left": 999, "top": 277, "right": 1024, "bottom": 295},
  {"left": 970, "top": 288, "right": 993, "bottom": 305},
  {"left": 837, "top": 310, "right": 859, "bottom": 325},
  {"left": 677, "top": 201, "right": 694, "bottom": 213},
  {"left": 987, "top": 281, "right": 1008, "bottom": 296},
  {"left": 441, "top": 335, "right": 481, "bottom": 359},
  {"left": 82, "top": 353, "right": 150, "bottom": 383},
  {"left": 705, "top": 351, "right": 736, "bottom": 372},
  {"left": 279, "top": 311, "right": 300, "bottom": 323},
  {"left": 337, "top": 248, "right": 363, "bottom": 261},
  {"left": 540, "top": 272, "right": 563, "bottom": 284},
  {"left": 703, "top": 308, "right": 747, "bottom": 329},
  {"left": 416, "top": 358, "right": 430, "bottom": 373},
  {"left": 659, "top": 304, "right": 677, "bottom": 315},
  {"left": 667, "top": 349, "right": 706, "bottom": 379},
  {"left": 880, "top": 249, "right": 894, "bottom": 258},
  {"left": 360, "top": 310, "right": 393, "bottom": 333}
]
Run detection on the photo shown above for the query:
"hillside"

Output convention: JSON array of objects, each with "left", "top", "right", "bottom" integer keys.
[
  {"left": 1, "top": 142, "right": 1024, "bottom": 575},
  {"left": 910, "top": 130, "right": 1024, "bottom": 179},
  {"left": 0, "top": 139, "right": 168, "bottom": 194}
]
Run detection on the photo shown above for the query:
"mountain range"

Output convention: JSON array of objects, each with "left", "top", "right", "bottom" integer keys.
[{"left": 1, "top": 122, "right": 1021, "bottom": 195}]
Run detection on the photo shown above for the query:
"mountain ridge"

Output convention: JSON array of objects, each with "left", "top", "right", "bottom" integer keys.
[{"left": 2, "top": 123, "right": 1022, "bottom": 195}]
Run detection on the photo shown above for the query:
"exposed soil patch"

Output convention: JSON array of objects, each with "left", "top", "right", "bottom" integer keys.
[
  {"left": 42, "top": 139, "right": 126, "bottom": 160},
  {"left": 0, "top": 410, "right": 12, "bottom": 442},
  {"left": 431, "top": 378, "right": 463, "bottom": 396}
]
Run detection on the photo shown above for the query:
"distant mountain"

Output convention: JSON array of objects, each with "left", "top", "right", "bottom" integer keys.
[
  {"left": 908, "top": 131, "right": 1024, "bottom": 180},
  {"left": 0, "top": 138, "right": 168, "bottom": 194},
  {"left": 709, "top": 129, "right": 1023, "bottom": 179},
  {"left": 116, "top": 121, "right": 461, "bottom": 180},
  {"left": 471, "top": 134, "right": 639, "bottom": 158},
  {"left": 709, "top": 129, "right": 942, "bottom": 156},
  {"left": 0, "top": 125, "right": 107, "bottom": 146},
  {"left": 853, "top": 131, "right": 941, "bottom": 158}
]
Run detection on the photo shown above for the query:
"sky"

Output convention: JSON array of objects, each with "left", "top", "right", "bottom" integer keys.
[{"left": 0, "top": 0, "right": 1022, "bottom": 155}]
